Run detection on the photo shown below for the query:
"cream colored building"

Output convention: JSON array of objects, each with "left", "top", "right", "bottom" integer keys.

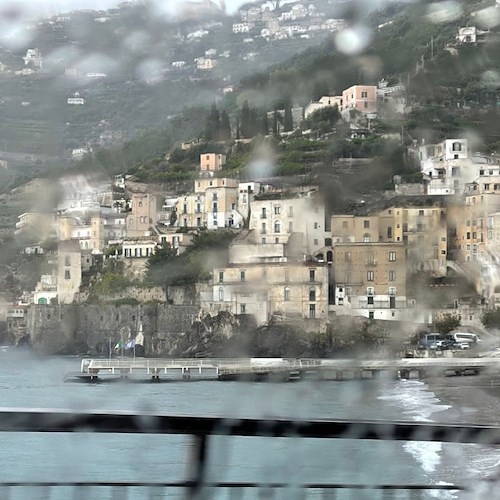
[
  {"left": 127, "top": 193, "right": 162, "bottom": 237},
  {"left": 57, "top": 240, "right": 82, "bottom": 304},
  {"left": 249, "top": 190, "right": 326, "bottom": 255},
  {"left": 304, "top": 95, "right": 343, "bottom": 118},
  {"left": 206, "top": 230, "right": 328, "bottom": 326},
  {"left": 178, "top": 178, "right": 243, "bottom": 230},
  {"left": 158, "top": 231, "right": 195, "bottom": 255},
  {"left": 123, "top": 239, "right": 156, "bottom": 258},
  {"left": 332, "top": 242, "right": 407, "bottom": 320}
]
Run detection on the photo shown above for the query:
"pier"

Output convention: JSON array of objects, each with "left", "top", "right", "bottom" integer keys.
[{"left": 65, "top": 357, "right": 500, "bottom": 382}]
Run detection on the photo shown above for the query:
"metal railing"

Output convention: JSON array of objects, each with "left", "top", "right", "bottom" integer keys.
[{"left": 1, "top": 409, "right": 500, "bottom": 498}]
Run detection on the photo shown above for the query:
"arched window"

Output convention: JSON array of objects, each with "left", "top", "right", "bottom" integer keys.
[
  {"left": 218, "top": 288, "right": 224, "bottom": 301},
  {"left": 363, "top": 233, "right": 371, "bottom": 242},
  {"left": 284, "top": 287, "right": 290, "bottom": 301},
  {"left": 327, "top": 250, "right": 333, "bottom": 263},
  {"left": 274, "top": 221, "right": 281, "bottom": 233}
]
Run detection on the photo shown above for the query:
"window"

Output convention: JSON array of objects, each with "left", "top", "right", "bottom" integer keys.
[
  {"left": 419, "top": 210, "right": 424, "bottom": 216},
  {"left": 240, "top": 304, "right": 246, "bottom": 314},
  {"left": 64, "top": 270, "right": 70, "bottom": 280},
  {"left": 388, "top": 251, "right": 396, "bottom": 262},
  {"left": 261, "top": 208, "right": 267, "bottom": 219},
  {"left": 363, "top": 233, "right": 370, "bottom": 242},
  {"left": 274, "top": 206, "right": 281, "bottom": 215},
  {"left": 364, "top": 220, "right": 370, "bottom": 228},
  {"left": 240, "top": 270, "right": 246, "bottom": 282},
  {"left": 389, "top": 271, "right": 396, "bottom": 281},
  {"left": 309, "top": 269, "right": 315, "bottom": 282},
  {"left": 387, "top": 227, "right": 392, "bottom": 239},
  {"left": 361, "top": 91, "right": 368, "bottom": 98},
  {"left": 452, "top": 141, "right": 462, "bottom": 152},
  {"left": 309, "top": 288, "right": 316, "bottom": 301},
  {"left": 64, "top": 256, "right": 70, "bottom": 266},
  {"left": 314, "top": 239, "right": 318, "bottom": 246},
  {"left": 288, "top": 206, "right": 294, "bottom": 217},
  {"left": 309, "top": 304, "right": 316, "bottom": 319},
  {"left": 218, "top": 288, "right": 224, "bottom": 301},
  {"left": 466, "top": 232, "right": 471, "bottom": 239},
  {"left": 367, "top": 271, "right": 374, "bottom": 281},
  {"left": 364, "top": 101, "right": 368, "bottom": 108},
  {"left": 261, "top": 222, "right": 266, "bottom": 233},
  {"left": 314, "top": 222, "right": 318, "bottom": 229},
  {"left": 284, "top": 287, "right": 290, "bottom": 301},
  {"left": 367, "top": 287, "right": 374, "bottom": 296},
  {"left": 389, "top": 287, "right": 396, "bottom": 295},
  {"left": 367, "top": 254, "right": 375, "bottom": 265},
  {"left": 218, "top": 271, "right": 224, "bottom": 283},
  {"left": 484, "top": 184, "right": 490, "bottom": 191},
  {"left": 344, "top": 252, "right": 351, "bottom": 262},
  {"left": 274, "top": 221, "right": 281, "bottom": 233},
  {"left": 288, "top": 221, "right": 293, "bottom": 233}
]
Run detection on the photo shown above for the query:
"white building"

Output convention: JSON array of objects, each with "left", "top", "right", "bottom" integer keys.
[
  {"left": 232, "top": 23, "right": 252, "bottom": 33},
  {"left": 304, "top": 95, "right": 342, "bottom": 118},
  {"left": 419, "top": 139, "right": 481, "bottom": 195},
  {"left": 248, "top": 189, "right": 327, "bottom": 256}
]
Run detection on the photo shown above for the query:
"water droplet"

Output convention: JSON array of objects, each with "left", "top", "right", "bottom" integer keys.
[{"left": 335, "top": 25, "right": 372, "bottom": 55}]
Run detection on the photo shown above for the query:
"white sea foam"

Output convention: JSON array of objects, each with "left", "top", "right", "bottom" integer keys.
[{"left": 378, "top": 380, "right": 457, "bottom": 498}]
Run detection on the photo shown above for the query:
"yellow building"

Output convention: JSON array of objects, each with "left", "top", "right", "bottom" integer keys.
[
  {"left": 332, "top": 242, "right": 407, "bottom": 320},
  {"left": 331, "top": 201, "right": 447, "bottom": 275}
]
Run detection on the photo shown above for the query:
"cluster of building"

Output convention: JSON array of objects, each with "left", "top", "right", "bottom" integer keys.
[
  {"left": 304, "top": 80, "right": 408, "bottom": 122},
  {"left": 235, "top": 2, "right": 346, "bottom": 41},
  {"left": 10, "top": 134, "right": 500, "bottom": 335}
]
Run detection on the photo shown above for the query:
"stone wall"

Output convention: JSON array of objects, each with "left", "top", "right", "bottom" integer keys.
[{"left": 27, "top": 304, "right": 200, "bottom": 355}]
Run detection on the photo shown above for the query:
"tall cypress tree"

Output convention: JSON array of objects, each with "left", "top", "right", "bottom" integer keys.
[
  {"left": 283, "top": 98, "right": 293, "bottom": 132},
  {"left": 220, "top": 110, "right": 231, "bottom": 140},
  {"left": 205, "top": 103, "right": 220, "bottom": 141},
  {"left": 241, "top": 100, "right": 250, "bottom": 138}
]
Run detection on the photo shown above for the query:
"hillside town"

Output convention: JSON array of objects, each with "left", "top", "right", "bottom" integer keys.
[
  {"left": 5, "top": 78, "right": 500, "bottom": 347},
  {"left": 0, "top": 0, "right": 500, "bottom": 355}
]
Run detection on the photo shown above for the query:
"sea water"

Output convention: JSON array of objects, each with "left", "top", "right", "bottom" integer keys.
[{"left": 0, "top": 350, "right": 498, "bottom": 499}]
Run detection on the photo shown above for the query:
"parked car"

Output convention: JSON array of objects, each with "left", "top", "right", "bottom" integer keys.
[
  {"left": 452, "top": 332, "right": 481, "bottom": 345},
  {"left": 418, "top": 333, "right": 445, "bottom": 349},
  {"left": 453, "top": 341, "right": 470, "bottom": 350}
]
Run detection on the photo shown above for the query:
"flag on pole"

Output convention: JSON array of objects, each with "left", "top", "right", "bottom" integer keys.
[
  {"left": 124, "top": 339, "right": 135, "bottom": 350},
  {"left": 135, "top": 323, "right": 144, "bottom": 347},
  {"left": 114, "top": 339, "right": 123, "bottom": 350}
]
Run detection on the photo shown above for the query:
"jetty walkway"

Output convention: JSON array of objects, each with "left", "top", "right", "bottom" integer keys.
[{"left": 65, "top": 356, "right": 500, "bottom": 382}]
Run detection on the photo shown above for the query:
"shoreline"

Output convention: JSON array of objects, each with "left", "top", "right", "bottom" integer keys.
[{"left": 424, "top": 373, "right": 500, "bottom": 425}]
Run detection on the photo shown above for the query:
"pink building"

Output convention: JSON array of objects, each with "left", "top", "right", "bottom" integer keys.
[
  {"left": 341, "top": 85, "right": 377, "bottom": 120},
  {"left": 200, "top": 153, "right": 226, "bottom": 175}
]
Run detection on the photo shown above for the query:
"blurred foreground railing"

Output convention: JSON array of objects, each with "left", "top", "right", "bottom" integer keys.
[{"left": 1, "top": 409, "right": 500, "bottom": 498}]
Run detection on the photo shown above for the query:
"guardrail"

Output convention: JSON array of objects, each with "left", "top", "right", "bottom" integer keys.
[{"left": 0, "top": 409, "right": 499, "bottom": 498}]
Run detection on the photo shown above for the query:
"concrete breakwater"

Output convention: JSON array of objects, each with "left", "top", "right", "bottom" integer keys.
[{"left": 26, "top": 304, "right": 201, "bottom": 356}]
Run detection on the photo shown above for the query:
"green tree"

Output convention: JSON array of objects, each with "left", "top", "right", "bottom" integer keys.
[
  {"left": 482, "top": 308, "right": 500, "bottom": 329},
  {"left": 147, "top": 242, "right": 177, "bottom": 266},
  {"left": 434, "top": 313, "right": 461, "bottom": 334},
  {"left": 283, "top": 97, "right": 293, "bottom": 132},
  {"left": 205, "top": 103, "right": 220, "bottom": 141},
  {"left": 219, "top": 110, "right": 231, "bottom": 140}
]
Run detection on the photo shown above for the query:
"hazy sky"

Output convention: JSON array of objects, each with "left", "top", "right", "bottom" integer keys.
[{"left": 1, "top": 0, "right": 247, "bottom": 18}]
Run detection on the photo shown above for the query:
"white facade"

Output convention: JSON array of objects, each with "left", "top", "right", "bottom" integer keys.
[
  {"left": 419, "top": 139, "right": 481, "bottom": 195},
  {"left": 232, "top": 23, "right": 252, "bottom": 34},
  {"left": 248, "top": 192, "right": 326, "bottom": 255}
]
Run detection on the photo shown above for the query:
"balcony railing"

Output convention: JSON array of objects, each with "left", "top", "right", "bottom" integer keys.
[{"left": 0, "top": 409, "right": 498, "bottom": 498}]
